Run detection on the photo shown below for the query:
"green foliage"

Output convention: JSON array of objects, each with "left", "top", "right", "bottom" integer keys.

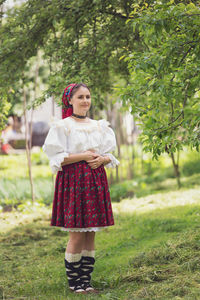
[
  {"left": 118, "top": 1, "right": 200, "bottom": 160},
  {"left": 7, "top": 51, "right": 49, "bottom": 115},
  {"left": 0, "top": 90, "right": 11, "bottom": 131},
  {"left": 0, "top": 0, "right": 135, "bottom": 111}
]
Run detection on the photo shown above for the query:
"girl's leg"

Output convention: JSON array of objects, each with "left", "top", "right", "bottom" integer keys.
[
  {"left": 65, "top": 232, "right": 86, "bottom": 293},
  {"left": 83, "top": 231, "right": 95, "bottom": 250},
  {"left": 66, "top": 232, "right": 86, "bottom": 253}
]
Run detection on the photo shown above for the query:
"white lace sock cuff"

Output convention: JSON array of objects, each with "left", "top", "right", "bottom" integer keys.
[
  {"left": 81, "top": 250, "right": 95, "bottom": 257},
  {"left": 65, "top": 252, "right": 82, "bottom": 262}
]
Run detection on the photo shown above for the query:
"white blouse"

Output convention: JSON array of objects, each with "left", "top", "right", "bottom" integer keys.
[{"left": 42, "top": 116, "right": 120, "bottom": 174}]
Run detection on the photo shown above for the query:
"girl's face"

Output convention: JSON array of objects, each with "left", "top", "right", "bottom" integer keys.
[{"left": 69, "top": 86, "right": 91, "bottom": 116}]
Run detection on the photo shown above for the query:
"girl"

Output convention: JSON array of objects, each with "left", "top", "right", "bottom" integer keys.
[{"left": 42, "top": 83, "right": 119, "bottom": 294}]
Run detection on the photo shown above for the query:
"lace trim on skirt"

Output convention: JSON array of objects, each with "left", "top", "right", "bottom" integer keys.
[{"left": 60, "top": 226, "right": 109, "bottom": 232}]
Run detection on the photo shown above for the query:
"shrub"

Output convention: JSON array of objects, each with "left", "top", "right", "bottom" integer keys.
[
  {"left": 110, "top": 180, "right": 136, "bottom": 202},
  {"left": 182, "top": 160, "right": 200, "bottom": 176},
  {"left": 31, "top": 150, "right": 49, "bottom": 165}
]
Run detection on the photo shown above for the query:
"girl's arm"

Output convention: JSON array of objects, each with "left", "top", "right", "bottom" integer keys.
[
  {"left": 61, "top": 153, "right": 86, "bottom": 166},
  {"left": 61, "top": 151, "right": 111, "bottom": 166},
  {"left": 102, "top": 156, "right": 111, "bottom": 166},
  {"left": 61, "top": 150, "right": 100, "bottom": 166}
]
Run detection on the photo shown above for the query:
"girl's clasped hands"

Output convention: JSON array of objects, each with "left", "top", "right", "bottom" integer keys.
[{"left": 83, "top": 149, "right": 104, "bottom": 169}]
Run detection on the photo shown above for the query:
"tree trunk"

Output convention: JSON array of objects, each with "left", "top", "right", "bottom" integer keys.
[
  {"left": 115, "top": 111, "right": 120, "bottom": 183},
  {"left": 0, "top": 4, "right": 3, "bottom": 27},
  {"left": 170, "top": 151, "right": 181, "bottom": 189},
  {"left": 130, "top": 117, "right": 136, "bottom": 179},
  {"left": 106, "top": 98, "right": 120, "bottom": 183},
  {"left": 141, "top": 145, "right": 144, "bottom": 176},
  {"left": 29, "top": 55, "right": 39, "bottom": 149},
  {"left": 23, "top": 85, "right": 35, "bottom": 204}
]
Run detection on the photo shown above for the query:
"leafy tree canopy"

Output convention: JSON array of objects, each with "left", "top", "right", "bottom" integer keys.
[
  {"left": 118, "top": 1, "right": 200, "bottom": 159},
  {"left": 0, "top": 0, "right": 139, "bottom": 115}
]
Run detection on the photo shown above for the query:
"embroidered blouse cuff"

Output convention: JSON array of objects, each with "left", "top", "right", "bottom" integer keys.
[{"left": 49, "top": 152, "right": 70, "bottom": 174}]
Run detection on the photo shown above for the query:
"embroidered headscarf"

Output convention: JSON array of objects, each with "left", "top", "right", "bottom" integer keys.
[{"left": 62, "top": 83, "right": 77, "bottom": 119}]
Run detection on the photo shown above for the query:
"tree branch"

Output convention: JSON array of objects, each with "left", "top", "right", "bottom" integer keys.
[
  {"left": 154, "top": 111, "right": 184, "bottom": 132},
  {"left": 153, "top": 120, "right": 184, "bottom": 136},
  {"left": 179, "top": 40, "right": 199, "bottom": 47},
  {"left": 178, "top": 45, "right": 193, "bottom": 66},
  {"left": 153, "top": 82, "right": 189, "bottom": 133}
]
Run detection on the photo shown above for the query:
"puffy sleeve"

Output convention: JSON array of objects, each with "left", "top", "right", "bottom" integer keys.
[
  {"left": 42, "top": 120, "right": 70, "bottom": 174},
  {"left": 98, "top": 119, "right": 120, "bottom": 168}
]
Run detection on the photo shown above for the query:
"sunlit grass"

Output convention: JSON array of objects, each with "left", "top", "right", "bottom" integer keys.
[
  {"left": 112, "top": 187, "right": 200, "bottom": 215},
  {"left": 1, "top": 204, "right": 51, "bottom": 233},
  {"left": 0, "top": 154, "right": 51, "bottom": 179}
]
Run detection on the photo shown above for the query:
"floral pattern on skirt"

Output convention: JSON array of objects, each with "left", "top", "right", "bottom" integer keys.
[{"left": 50, "top": 160, "right": 114, "bottom": 229}]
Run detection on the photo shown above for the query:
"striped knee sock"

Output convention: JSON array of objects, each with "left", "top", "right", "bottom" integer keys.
[
  {"left": 80, "top": 250, "right": 96, "bottom": 291},
  {"left": 64, "top": 251, "right": 85, "bottom": 293}
]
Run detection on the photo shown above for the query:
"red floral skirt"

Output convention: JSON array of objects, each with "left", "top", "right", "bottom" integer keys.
[{"left": 50, "top": 160, "right": 114, "bottom": 229}]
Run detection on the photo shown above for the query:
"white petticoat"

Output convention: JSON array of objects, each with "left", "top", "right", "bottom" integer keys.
[{"left": 60, "top": 226, "right": 109, "bottom": 232}]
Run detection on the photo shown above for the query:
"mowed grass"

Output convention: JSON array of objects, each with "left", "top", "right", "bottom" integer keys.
[{"left": 1, "top": 188, "right": 200, "bottom": 300}]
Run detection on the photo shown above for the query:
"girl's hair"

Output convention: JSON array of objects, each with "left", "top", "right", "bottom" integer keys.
[{"left": 70, "top": 83, "right": 90, "bottom": 99}]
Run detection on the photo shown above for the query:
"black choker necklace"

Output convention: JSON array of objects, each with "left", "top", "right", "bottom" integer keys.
[{"left": 72, "top": 113, "right": 87, "bottom": 119}]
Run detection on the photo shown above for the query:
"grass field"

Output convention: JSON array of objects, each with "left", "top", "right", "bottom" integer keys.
[{"left": 1, "top": 185, "right": 200, "bottom": 300}]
